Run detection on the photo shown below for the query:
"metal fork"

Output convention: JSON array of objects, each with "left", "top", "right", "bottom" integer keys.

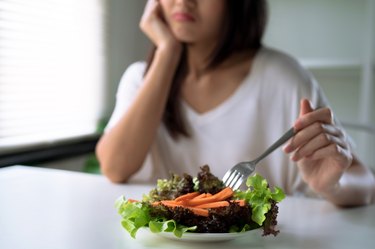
[{"left": 222, "top": 127, "right": 295, "bottom": 190}]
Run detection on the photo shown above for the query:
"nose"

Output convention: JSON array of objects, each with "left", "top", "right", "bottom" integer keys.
[{"left": 175, "top": 0, "right": 196, "bottom": 8}]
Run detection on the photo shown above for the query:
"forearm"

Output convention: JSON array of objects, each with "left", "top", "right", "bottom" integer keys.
[
  {"left": 96, "top": 46, "right": 181, "bottom": 183},
  {"left": 320, "top": 156, "right": 375, "bottom": 207}
]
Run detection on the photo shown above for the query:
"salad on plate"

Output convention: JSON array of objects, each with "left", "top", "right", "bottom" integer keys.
[{"left": 116, "top": 165, "right": 285, "bottom": 239}]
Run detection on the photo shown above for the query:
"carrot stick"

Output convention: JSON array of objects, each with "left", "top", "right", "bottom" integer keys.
[
  {"left": 174, "top": 192, "right": 200, "bottom": 202},
  {"left": 152, "top": 200, "right": 182, "bottom": 207},
  {"left": 153, "top": 202, "right": 209, "bottom": 217},
  {"left": 150, "top": 188, "right": 240, "bottom": 217},
  {"left": 187, "top": 207, "right": 209, "bottom": 217},
  {"left": 160, "top": 200, "right": 183, "bottom": 207},
  {"left": 232, "top": 200, "right": 246, "bottom": 206},
  {"left": 127, "top": 199, "right": 139, "bottom": 203},
  {"left": 213, "top": 187, "right": 234, "bottom": 200},
  {"left": 192, "top": 193, "right": 212, "bottom": 199},
  {"left": 151, "top": 201, "right": 161, "bottom": 206},
  {"left": 195, "top": 201, "right": 230, "bottom": 209},
  {"left": 185, "top": 187, "right": 234, "bottom": 206},
  {"left": 184, "top": 196, "right": 216, "bottom": 206}
]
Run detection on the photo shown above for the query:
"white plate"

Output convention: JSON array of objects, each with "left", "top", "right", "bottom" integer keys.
[{"left": 145, "top": 228, "right": 261, "bottom": 242}]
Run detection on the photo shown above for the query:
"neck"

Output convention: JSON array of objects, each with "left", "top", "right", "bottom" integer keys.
[
  {"left": 185, "top": 42, "right": 255, "bottom": 80},
  {"left": 185, "top": 41, "right": 216, "bottom": 79}
]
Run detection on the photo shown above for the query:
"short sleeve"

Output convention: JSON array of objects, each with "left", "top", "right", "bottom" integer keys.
[{"left": 105, "top": 61, "right": 147, "bottom": 132}]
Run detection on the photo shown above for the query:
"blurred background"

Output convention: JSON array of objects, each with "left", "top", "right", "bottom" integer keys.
[{"left": 0, "top": 0, "right": 374, "bottom": 173}]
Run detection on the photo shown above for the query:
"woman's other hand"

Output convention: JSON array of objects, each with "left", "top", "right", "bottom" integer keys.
[
  {"left": 283, "top": 99, "right": 353, "bottom": 195},
  {"left": 140, "top": 0, "right": 180, "bottom": 50}
]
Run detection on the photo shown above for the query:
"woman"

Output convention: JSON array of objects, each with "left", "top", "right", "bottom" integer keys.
[{"left": 96, "top": 0, "right": 375, "bottom": 206}]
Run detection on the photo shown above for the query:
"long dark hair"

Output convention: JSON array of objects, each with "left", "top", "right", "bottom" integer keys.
[{"left": 145, "top": 0, "right": 268, "bottom": 139}]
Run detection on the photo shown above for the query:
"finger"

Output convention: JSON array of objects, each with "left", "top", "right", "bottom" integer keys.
[
  {"left": 291, "top": 133, "right": 347, "bottom": 161},
  {"left": 294, "top": 107, "right": 333, "bottom": 131},
  {"left": 284, "top": 123, "right": 344, "bottom": 153},
  {"left": 305, "top": 143, "right": 351, "bottom": 163},
  {"left": 141, "top": 0, "right": 159, "bottom": 21},
  {"left": 299, "top": 98, "right": 314, "bottom": 117},
  {"left": 145, "top": 0, "right": 156, "bottom": 12}
]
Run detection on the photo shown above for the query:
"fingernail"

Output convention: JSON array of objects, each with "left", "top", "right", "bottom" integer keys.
[
  {"left": 283, "top": 144, "right": 292, "bottom": 153},
  {"left": 291, "top": 154, "right": 298, "bottom": 161},
  {"left": 294, "top": 119, "right": 302, "bottom": 130}
]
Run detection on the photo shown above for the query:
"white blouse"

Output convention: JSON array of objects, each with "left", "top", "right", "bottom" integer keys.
[{"left": 106, "top": 47, "right": 342, "bottom": 197}]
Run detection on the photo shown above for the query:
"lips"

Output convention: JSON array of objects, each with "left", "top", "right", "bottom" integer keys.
[{"left": 172, "top": 12, "right": 195, "bottom": 22}]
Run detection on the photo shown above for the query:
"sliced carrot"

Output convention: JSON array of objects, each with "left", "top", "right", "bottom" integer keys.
[
  {"left": 185, "top": 187, "right": 234, "bottom": 206},
  {"left": 174, "top": 192, "right": 200, "bottom": 202},
  {"left": 232, "top": 200, "right": 246, "bottom": 206},
  {"left": 192, "top": 193, "right": 212, "bottom": 199},
  {"left": 187, "top": 207, "right": 209, "bottom": 217},
  {"left": 153, "top": 202, "right": 209, "bottom": 217},
  {"left": 151, "top": 201, "right": 161, "bottom": 206},
  {"left": 149, "top": 188, "right": 243, "bottom": 217},
  {"left": 127, "top": 199, "right": 139, "bottom": 203},
  {"left": 160, "top": 200, "right": 184, "bottom": 207},
  {"left": 227, "top": 200, "right": 246, "bottom": 206},
  {"left": 184, "top": 196, "right": 216, "bottom": 206},
  {"left": 151, "top": 200, "right": 182, "bottom": 207},
  {"left": 195, "top": 201, "right": 230, "bottom": 209},
  {"left": 213, "top": 187, "right": 234, "bottom": 200}
]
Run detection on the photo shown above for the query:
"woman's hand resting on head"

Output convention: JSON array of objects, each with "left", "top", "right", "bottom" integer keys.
[
  {"left": 284, "top": 99, "right": 353, "bottom": 197},
  {"left": 96, "top": 0, "right": 184, "bottom": 183},
  {"left": 140, "top": 0, "right": 181, "bottom": 51}
]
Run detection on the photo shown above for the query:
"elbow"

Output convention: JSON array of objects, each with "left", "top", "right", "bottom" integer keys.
[
  {"left": 95, "top": 140, "right": 133, "bottom": 184},
  {"left": 98, "top": 158, "right": 130, "bottom": 184},
  {"left": 101, "top": 166, "right": 129, "bottom": 184}
]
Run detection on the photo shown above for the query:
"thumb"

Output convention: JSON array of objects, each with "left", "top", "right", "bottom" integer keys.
[{"left": 299, "top": 98, "right": 314, "bottom": 117}]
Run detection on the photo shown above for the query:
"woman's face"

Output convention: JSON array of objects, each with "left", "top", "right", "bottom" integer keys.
[{"left": 159, "top": 0, "right": 226, "bottom": 44}]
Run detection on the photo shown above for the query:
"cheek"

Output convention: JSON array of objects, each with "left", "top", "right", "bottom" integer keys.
[
  {"left": 200, "top": 3, "right": 226, "bottom": 36},
  {"left": 159, "top": 0, "right": 170, "bottom": 7},
  {"left": 159, "top": 0, "right": 173, "bottom": 20},
  {"left": 201, "top": 1, "right": 225, "bottom": 25}
]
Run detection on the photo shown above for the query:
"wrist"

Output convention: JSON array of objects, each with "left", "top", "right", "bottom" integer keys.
[
  {"left": 158, "top": 39, "right": 182, "bottom": 55},
  {"left": 156, "top": 42, "right": 183, "bottom": 64},
  {"left": 320, "top": 182, "right": 341, "bottom": 198},
  {"left": 316, "top": 176, "right": 345, "bottom": 203}
]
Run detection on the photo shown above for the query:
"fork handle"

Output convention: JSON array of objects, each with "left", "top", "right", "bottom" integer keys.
[{"left": 253, "top": 127, "right": 295, "bottom": 165}]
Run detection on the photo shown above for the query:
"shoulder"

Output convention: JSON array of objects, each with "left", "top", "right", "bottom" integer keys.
[
  {"left": 113, "top": 61, "right": 147, "bottom": 100},
  {"left": 126, "top": 61, "right": 147, "bottom": 74},
  {"left": 255, "top": 47, "right": 319, "bottom": 95},
  {"left": 258, "top": 47, "right": 312, "bottom": 83},
  {"left": 120, "top": 61, "right": 147, "bottom": 84},
  {"left": 116, "top": 61, "right": 147, "bottom": 94},
  {"left": 254, "top": 47, "right": 330, "bottom": 110}
]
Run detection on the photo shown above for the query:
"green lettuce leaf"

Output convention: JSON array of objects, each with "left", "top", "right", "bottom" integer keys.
[
  {"left": 115, "top": 196, "right": 151, "bottom": 238},
  {"left": 149, "top": 219, "right": 197, "bottom": 238},
  {"left": 234, "top": 174, "right": 285, "bottom": 226},
  {"left": 116, "top": 196, "right": 197, "bottom": 238}
]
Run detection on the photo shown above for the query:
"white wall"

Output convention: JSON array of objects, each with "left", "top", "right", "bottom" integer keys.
[
  {"left": 40, "top": 0, "right": 150, "bottom": 171},
  {"left": 264, "top": 0, "right": 367, "bottom": 61},
  {"left": 104, "top": 0, "right": 149, "bottom": 118}
]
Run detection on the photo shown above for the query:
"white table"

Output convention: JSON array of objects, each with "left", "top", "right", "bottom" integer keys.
[{"left": 0, "top": 166, "right": 374, "bottom": 249}]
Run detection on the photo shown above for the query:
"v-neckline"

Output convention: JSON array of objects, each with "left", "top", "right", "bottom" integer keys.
[{"left": 181, "top": 49, "right": 263, "bottom": 125}]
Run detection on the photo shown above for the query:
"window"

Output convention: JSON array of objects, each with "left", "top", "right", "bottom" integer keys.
[{"left": 0, "top": 0, "right": 106, "bottom": 154}]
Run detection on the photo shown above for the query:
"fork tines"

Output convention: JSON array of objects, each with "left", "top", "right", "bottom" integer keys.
[{"left": 222, "top": 170, "right": 244, "bottom": 190}]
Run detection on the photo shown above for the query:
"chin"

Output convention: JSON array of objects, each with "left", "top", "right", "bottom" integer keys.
[
  {"left": 174, "top": 34, "right": 197, "bottom": 44},
  {"left": 172, "top": 29, "right": 197, "bottom": 43},
  {"left": 176, "top": 38, "right": 195, "bottom": 44}
]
